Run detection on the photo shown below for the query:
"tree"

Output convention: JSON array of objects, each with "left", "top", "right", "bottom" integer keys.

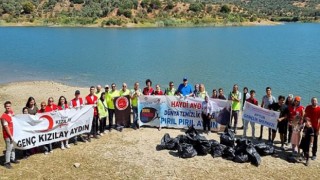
[
  {"left": 22, "top": 1, "right": 34, "bottom": 14},
  {"left": 189, "top": 2, "right": 204, "bottom": 13},
  {"left": 220, "top": 5, "right": 231, "bottom": 14}
]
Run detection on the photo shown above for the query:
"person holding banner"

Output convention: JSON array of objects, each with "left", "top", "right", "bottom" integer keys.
[
  {"left": 1, "top": 101, "right": 20, "bottom": 169},
  {"left": 202, "top": 96, "right": 214, "bottom": 134},
  {"left": 211, "top": 89, "right": 218, "bottom": 99},
  {"left": 288, "top": 96, "right": 304, "bottom": 150},
  {"left": 143, "top": 79, "right": 154, "bottom": 95},
  {"left": 37, "top": 101, "right": 47, "bottom": 113},
  {"left": 25, "top": 97, "right": 38, "bottom": 115},
  {"left": 70, "top": 90, "right": 87, "bottom": 144},
  {"left": 198, "top": 84, "right": 208, "bottom": 99},
  {"left": 153, "top": 84, "right": 164, "bottom": 95},
  {"left": 130, "top": 82, "right": 142, "bottom": 129},
  {"left": 85, "top": 86, "right": 99, "bottom": 140},
  {"left": 120, "top": 83, "right": 130, "bottom": 96},
  {"left": 177, "top": 77, "right": 193, "bottom": 97},
  {"left": 218, "top": 88, "right": 226, "bottom": 100},
  {"left": 228, "top": 84, "right": 242, "bottom": 134},
  {"left": 304, "top": 97, "right": 320, "bottom": 160},
  {"left": 164, "top": 81, "right": 176, "bottom": 96},
  {"left": 269, "top": 95, "right": 290, "bottom": 149},
  {"left": 243, "top": 90, "right": 258, "bottom": 139},
  {"left": 95, "top": 85, "right": 103, "bottom": 100},
  {"left": 57, "top": 96, "right": 70, "bottom": 150},
  {"left": 106, "top": 83, "right": 120, "bottom": 131},
  {"left": 45, "top": 97, "right": 58, "bottom": 112},
  {"left": 259, "top": 87, "right": 276, "bottom": 141},
  {"left": 285, "top": 94, "right": 294, "bottom": 144},
  {"left": 97, "top": 92, "right": 107, "bottom": 135}
]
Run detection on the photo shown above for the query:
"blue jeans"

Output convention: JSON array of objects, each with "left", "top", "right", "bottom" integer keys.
[{"left": 132, "top": 106, "right": 138, "bottom": 127}]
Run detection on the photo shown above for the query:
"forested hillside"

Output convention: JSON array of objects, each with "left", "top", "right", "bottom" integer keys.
[{"left": 0, "top": 0, "right": 319, "bottom": 27}]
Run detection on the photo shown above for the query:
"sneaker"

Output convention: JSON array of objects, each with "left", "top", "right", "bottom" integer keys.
[
  {"left": 65, "top": 144, "right": 70, "bottom": 149},
  {"left": 44, "top": 151, "right": 49, "bottom": 155},
  {"left": 119, "top": 127, "right": 123, "bottom": 132},
  {"left": 74, "top": 141, "right": 78, "bottom": 145},
  {"left": 61, "top": 145, "right": 65, "bottom": 150},
  {"left": 311, "top": 156, "right": 317, "bottom": 160},
  {"left": 100, "top": 133, "right": 104, "bottom": 136},
  {"left": 305, "top": 160, "right": 310, "bottom": 166},
  {"left": 94, "top": 135, "right": 100, "bottom": 139},
  {"left": 49, "top": 150, "right": 53, "bottom": 153},
  {"left": 87, "top": 138, "right": 91, "bottom": 142},
  {"left": 4, "top": 163, "right": 12, "bottom": 169},
  {"left": 10, "top": 159, "right": 20, "bottom": 164}
]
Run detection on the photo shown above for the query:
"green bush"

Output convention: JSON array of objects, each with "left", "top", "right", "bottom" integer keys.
[
  {"left": 220, "top": 5, "right": 231, "bottom": 14},
  {"left": 189, "top": 3, "right": 204, "bottom": 12},
  {"left": 22, "top": 1, "right": 34, "bottom": 14}
]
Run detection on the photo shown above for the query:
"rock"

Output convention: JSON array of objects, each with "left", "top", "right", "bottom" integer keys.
[{"left": 73, "top": 163, "right": 81, "bottom": 168}]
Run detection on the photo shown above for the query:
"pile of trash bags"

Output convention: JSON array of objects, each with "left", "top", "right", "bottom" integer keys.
[{"left": 156, "top": 126, "right": 275, "bottom": 167}]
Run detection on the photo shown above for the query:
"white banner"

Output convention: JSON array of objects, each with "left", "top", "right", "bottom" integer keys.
[
  {"left": 242, "top": 101, "right": 280, "bottom": 130},
  {"left": 12, "top": 105, "right": 94, "bottom": 150},
  {"left": 138, "top": 96, "right": 231, "bottom": 131}
]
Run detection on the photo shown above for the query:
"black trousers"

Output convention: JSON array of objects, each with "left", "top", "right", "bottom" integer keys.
[
  {"left": 202, "top": 113, "right": 211, "bottom": 131},
  {"left": 99, "top": 117, "right": 106, "bottom": 133},
  {"left": 91, "top": 115, "right": 99, "bottom": 136},
  {"left": 287, "top": 124, "right": 293, "bottom": 143},
  {"left": 313, "top": 133, "right": 318, "bottom": 156},
  {"left": 108, "top": 109, "right": 115, "bottom": 128},
  {"left": 260, "top": 125, "right": 272, "bottom": 140}
]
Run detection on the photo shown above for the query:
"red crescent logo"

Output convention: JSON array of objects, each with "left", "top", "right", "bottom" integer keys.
[
  {"left": 39, "top": 115, "right": 54, "bottom": 132},
  {"left": 116, "top": 97, "right": 129, "bottom": 110}
]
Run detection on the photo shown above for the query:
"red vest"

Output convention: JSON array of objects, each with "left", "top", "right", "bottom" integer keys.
[
  {"left": 86, "top": 95, "right": 98, "bottom": 116},
  {"left": 45, "top": 104, "right": 58, "bottom": 112},
  {"left": 1, "top": 113, "right": 13, "bottom": 139},
  {"left": 71, "top": 98, "right": 83, "bottom": 108}
]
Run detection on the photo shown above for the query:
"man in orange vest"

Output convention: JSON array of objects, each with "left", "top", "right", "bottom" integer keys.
[
  {"left": 1, "top": 101, "right": 20, "bottom": 169},
  {"left": 85, "top": 86, "right": 99, "bottom": 140},
  {"left": 70, "top": 90, "right": 86, "bottom": 145}
]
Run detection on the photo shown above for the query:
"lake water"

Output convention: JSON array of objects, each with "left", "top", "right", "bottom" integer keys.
[{"left": 0, "top": 23, "right": 319, "bottom": 105}]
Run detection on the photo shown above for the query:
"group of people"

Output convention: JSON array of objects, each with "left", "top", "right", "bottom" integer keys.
[{"left": 1, "top": 77, "right": 319, "bottom": 168}]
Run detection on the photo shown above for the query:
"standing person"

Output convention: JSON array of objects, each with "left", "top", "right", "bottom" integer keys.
[
  {"left": 165, "top": 81, "right": 176, "bottom": 96},
  {"left": 291, "top": 114, "right": 303, "bottom": 155},
  {"left": 259, "top": 87, "right": 276, "bottom": 141},
  {"left": 106, "top": 83, "right": 120, "bottom": 131},
  {"left": 197, "top": 84, "right": 208, "bottom": 99},
  {"left": 299, "top": 118, "right": 314, "bottom": 166},
  {"left": 218, "top": 88, "right": 226, "bottom": 100},
  {"left": 193, "top": 84, "right": 200, "bottom": 97},
  {"left": 37, "top": 101, "right": 47, "bottom": 113},
  {"left": 202, "top": 96, "right": 214, "bottom": 134},
  {"left": 57, "top": 96, "right": 70, "bottom": 150},
  {"left": 120, "top": 83, "right": 130, "bottom": 96},
  {"left": 153, "top": 84, "right": 164, "bottom": 95},
  {"left": 97, "top": 92, "right": 107, "bottom": 135},
  {"left": 304, "top": 97, "right": 320, "bottom": 160},
  {"left": 70, "top": 90, "right": 86, "bottom": 144},
  {"left": 143, "top": 79, "right": 154, "bottom": 95},
  {"left": 211, "top": 89, "right": 218, "bottom": 99},
  {"left": 228, "top": 84, "right": 242, "bottom": 133},
  {"left": 1, "top": 101, "right": 19, "bottom": 169},
  {"left": 269, "top": 95, "right": 289, "bottom": 149},
  {"left": 95, "top": 85, "right": 103, "bottom": 100},
  {"left": 85, "top": 86, "right": 99, "bottom": 140},
  {"left": 25, "top": 97, "right": 38, "bottom": 115},
  {"left": 288, "top": 96, "right": 304, "bottom": 146},
  {"left": 285, "top": 94, "right": 294, "bottom": 144},
  {"left": 243, "top": 90, "right": 258, "bottom": 139},
  {"left": 130, "top": 82, "right": 142, "bottom": 129},
  {"left": 45, "top": 97, "right": 58, "bottom": 112},
  {"left": 104, "top": 84, "right": 110, "bottom": 93},
  {"left": 240, "top": 87, "right": 250, "bottom": 129},
  {"left": 177, "top": 77, "right": 193, "bottom": 97}
]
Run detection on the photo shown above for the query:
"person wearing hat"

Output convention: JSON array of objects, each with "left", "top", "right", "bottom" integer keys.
[
  {"left": 70, "top": 90, "right": 86, "bottom": 144},
  {"left": 104, "top": 85, "right": 110, "bottom": 93},
  {"left": 177, "top": 77, "right": 193, "bottom": 97},
  {"left": 288, "top": 96, "right": 304, "bottom": 147}
]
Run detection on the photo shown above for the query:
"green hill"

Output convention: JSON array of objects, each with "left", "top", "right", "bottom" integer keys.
[{"left": 0, "top": 0, "right": 319, "bottom": 27}]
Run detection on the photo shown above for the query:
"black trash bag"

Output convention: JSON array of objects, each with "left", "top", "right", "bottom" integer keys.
[
  {"left": 209, "top": 139, "right": 220, "bottom": 147},
  {"left": 254, "top": 143, "right": 274, "bottom": 156},
  {"left": 234, "top": 153, "right": 249, "bottom": 163},
  {"left": 222, "top": 146, "right": 236, "bottom": 160},
  {"left": 220, "top": 132, "right": 235, "bottom": 147},
  {"left": 246, "top": 145, "right": 261, "bottom": 166},
  {"left": 159, "top": 133, "right": 179, "bottom": 150},
  {"left": 235, "top": 138, "right": 251, "bottom": 154},
  {"left": 178, "top": 143, "right": 197, "bottom": 158},
  {"left": 287, "top": 155, "right": 298, "bottom": 163},
  {"left": 177, "top": 135, "right": 190, "bottom": 144},
  {"left": 185, "top": 125, "right": 199, "bottom": 137},
  {"left": 194, "top": 139, "right": 212, "bottom": 155},
  {"left": 211, "top": 144, "right": 226, "bottom": 158},
  {"left": 187, "top": 134, "right": 207, "bottom": 146}
]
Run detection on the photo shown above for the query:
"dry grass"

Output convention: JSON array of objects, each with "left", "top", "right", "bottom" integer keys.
[{"left": 0, "top": 81, "right": 320, "bottom": 179}]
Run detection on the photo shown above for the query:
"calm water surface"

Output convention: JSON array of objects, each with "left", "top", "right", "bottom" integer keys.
[{"left": 0, "top": 23, "right": 319, "bottom": 105}]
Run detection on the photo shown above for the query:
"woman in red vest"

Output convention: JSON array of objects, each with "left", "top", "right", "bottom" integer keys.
[
  {"left": 1, "top": 101, "right": 19, "bottom": 169},
  {"left": 70, "top": 90, "right": 87, "bottom": 145},
  {"left": 58, "top": 96, "right": 70, "bottom": 150},
  {"left": 85, "top": 86, "right": 99, "bottom": 141},
  {"left": 43, "top": 97, "right": 57, "bottom": 154}
]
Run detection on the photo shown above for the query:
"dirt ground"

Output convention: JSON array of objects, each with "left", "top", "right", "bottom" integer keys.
[{"left": 0, "top": 81, "right": 319, "bottom": 179}]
